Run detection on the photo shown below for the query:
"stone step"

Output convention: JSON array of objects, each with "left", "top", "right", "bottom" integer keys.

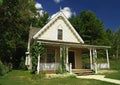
[{"left": 72, "top": 69, "right": 94, "bottom": 76}]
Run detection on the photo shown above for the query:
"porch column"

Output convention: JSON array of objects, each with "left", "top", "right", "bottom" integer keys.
[
  {"left": 93, "top": 49, "right": 98, "bottom": 74},
  {"left": 37, "top": 53, "right": 40, "bottom": 74},
  {"left": 69, "top": 63, "right": 72, "bottom": 74},
  {"left": 60, "top": 47, "right": 62, "bottom": 58},
  {"left": 106, "top": 49, "right": 110, "bottom": 68},
  {"left": 66, "top": 47, "right": 68, "bottom": 64},
  {"left": 89, "top": 48, "right": 93, "bottom": 70}
]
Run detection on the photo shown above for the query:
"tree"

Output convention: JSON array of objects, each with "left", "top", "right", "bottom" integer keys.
[
  {"left": 0, "top": 0, "right": 3, "bottom": 5},
  {"left": 32, "top": 12, "right": 49, "bottom": 28},
  {"left": 105, "top": 29, "right": 114, "bottom": 57},
  {"left": 0, "top": 0, "right": 36, "bottom": 68},
  {"left": 105, "top": 29, "right": 113, "bottom": 46},
  {"left": 70, "top": 10, "right": 106, "bottom": 45},
  {"left": 113, "top": 27, "right": 120, "bottom": 59}
]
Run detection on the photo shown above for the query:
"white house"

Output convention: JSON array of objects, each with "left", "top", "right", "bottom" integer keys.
[{"left": 25, "top": 11, "right": 111, "bottom": 74}]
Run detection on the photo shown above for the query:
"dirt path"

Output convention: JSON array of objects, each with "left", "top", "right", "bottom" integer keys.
[{"left": 77, "top": 75, "right": 120, "bottom": 85}]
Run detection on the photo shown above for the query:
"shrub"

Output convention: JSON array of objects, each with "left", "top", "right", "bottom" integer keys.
[
  {"left": 19, "top": 56, "right": 27, "bottom": 70},
  {"left": 56, "top": 47, "right": 67, "bottom": 74},
  {"left": 30, "top": 43, "right": 45, "bottom": 74},
  {"left": 0, "top": 60, "right": 8, "bottom": 76},
  {"left": 56, "top": 65, "right": 63, "bottom": 74}
]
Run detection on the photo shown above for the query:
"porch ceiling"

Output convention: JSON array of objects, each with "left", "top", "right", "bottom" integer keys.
[{"left": 36, "top": 39, "right": 111, "bottom": 50}]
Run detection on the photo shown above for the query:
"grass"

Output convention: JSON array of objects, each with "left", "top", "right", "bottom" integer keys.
[
  {"left": 109, "top": 59, "right": 120, "bottom": 70},
  {"left": 104, "top": 58, "right": 120, "bottom": 80},
  {"left": 105, "top": 70, "right": 120, "bottom": 80},
  {"left": 97, "top": 58, "right": 120, "bottom": 80},
  {"left": 0, "top": 70, "right": 117, "bottom": 85}
]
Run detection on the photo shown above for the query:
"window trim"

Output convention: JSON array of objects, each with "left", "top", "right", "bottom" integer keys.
[{"left": 58, "top": 29, "right": 63, "bottom": 40}]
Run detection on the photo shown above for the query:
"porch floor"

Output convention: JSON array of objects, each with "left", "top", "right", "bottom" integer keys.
[{"left": 72, "top": 69, "right": 94, "bottom": 76}]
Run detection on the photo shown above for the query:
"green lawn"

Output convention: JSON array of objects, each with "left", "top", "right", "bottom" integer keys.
[
  {"left": 104, "top": 59, "right": 120, "bottom": 80},
  {"left": 105, "top": 70, "right": 120, "bottom": 80},
  {"left": 0, "top": 70, "right": 118, "bottom": 85}
]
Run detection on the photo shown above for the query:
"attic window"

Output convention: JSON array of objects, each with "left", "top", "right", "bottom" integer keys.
[{"left": 58, "top": 29, "right": 63, "bottom": 40}]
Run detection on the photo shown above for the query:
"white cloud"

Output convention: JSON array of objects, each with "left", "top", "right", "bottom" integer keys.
[
  {"left": 37, "top": 10, "right": 44, "bottom": 16},
  {"left": 35, "top": 2, "right": 43, "bottom": 9},
  {"left": 54, "top": 0, "right": 62, "bottom": 3},
  {"left": 61, "top": 7, "right": 72, "bottom": 18},
  {"left": 35, "top": 2, "right": 44, "bottom": 16}
]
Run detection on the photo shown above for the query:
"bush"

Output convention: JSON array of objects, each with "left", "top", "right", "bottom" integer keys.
[
  {"left": 19, "top": 56, "right": 27, "bottom": 70},
  {"left": 56, "top": 65, "right": 63, "bottom": 74},
  {"left": 0, "top": 60, "right": 8, "bottom": 76},
  {"left": 30, "top": 43, "right": 45, "bottom": 74}
]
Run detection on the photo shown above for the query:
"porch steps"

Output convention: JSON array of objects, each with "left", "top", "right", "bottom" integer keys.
[{"left": 72, "top": 69, "right": 94, "bottom": 76}]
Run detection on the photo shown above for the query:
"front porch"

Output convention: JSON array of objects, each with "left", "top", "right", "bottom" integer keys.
[
  {"left": 34, "top": 40, "right": 111, "bottom": 74},
  {"left": 37, "top": 45, "right": 82, "bottom": 74}
]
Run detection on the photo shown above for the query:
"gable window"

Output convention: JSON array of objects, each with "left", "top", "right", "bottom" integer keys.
[{"left": 58, "top": 29, "right": 63, "bottom": 40}]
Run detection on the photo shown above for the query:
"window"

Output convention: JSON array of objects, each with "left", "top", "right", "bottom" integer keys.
[
  {"left": 58, "top": 29, "right": 63, "bottom": 40},
  {"left": 46, "top": 48, "right": 55, "bottom": 63}
]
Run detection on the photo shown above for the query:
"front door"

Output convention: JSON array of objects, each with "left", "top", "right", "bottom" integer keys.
[{"left": 68, "top": 51, "right": 75, "bottom": 69}]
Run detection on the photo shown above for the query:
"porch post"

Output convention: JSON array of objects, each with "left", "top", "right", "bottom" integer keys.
[
  {"left": 93, "top": 49, "right": 98, "bottom": 74},
  {"left": 89, "top": 48, "right": 93, "bottom": 70},
  {"left": 37, "top": 53, "right": 40, "bottom": 74},
  {"left": 60, "top": 47, "right": 62, "bottom": 58},
  {"left": 66, "top": 47, "right": 68, "bottom": 64},
  {"left": 69, "top": 63, "right": 72, "bottom": 74},
  {"left": 106, "top": 49, "right": 110, "bottom": 68}
]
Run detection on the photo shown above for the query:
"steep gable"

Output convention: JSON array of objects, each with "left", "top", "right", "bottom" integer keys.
[{"left": 33, "top": 11, "right": 84, "bottom": 44}]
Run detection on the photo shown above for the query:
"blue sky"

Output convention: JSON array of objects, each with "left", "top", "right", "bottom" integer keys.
[{"left": 35, "top": 0, "right": 120, "bottom": 31}]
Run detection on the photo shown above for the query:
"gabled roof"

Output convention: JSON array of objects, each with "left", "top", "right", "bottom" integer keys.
[{"left": 33, "top": 11, "right": 84, "bottom": 44}]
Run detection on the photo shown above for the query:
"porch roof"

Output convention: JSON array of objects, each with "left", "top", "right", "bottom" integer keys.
[{"left": 36, "top": 39, "right": 111, "bottom": 50}]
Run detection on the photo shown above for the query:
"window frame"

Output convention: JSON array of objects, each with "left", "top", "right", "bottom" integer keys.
[{"left": 57, "top": 29, "right": 63, "bottom": 40}]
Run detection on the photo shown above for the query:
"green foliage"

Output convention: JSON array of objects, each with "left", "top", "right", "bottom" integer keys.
[
  {"left": 19, "top": 56, "right": 27, "bottom": 70},
  {"left": 70, "top": 10, "right": 107, "bottom": 45},
  {"left": 61, "top": 47, "right": 67, "bottom": 73},
  {"left": 57, "top": 47, "right": 67, "bottom": 74},
  {"left": 30, "top": 43, "right": 45, "bottom": 73},
  {"left": 0, "top": 0, "right": 3, "bottom": 5},
  {"left": 32, "top": 12, "right": 49, "bottom": 28},
  {"left": 0, "top": 0, "right": 49, "bottom": 69},
  {"left": 0, "top": 0, "right": 36, "bottom": 69},
  {"left": 112, "top": 27, "right": 120, "bottom": 58},
  {"left": 0, "top": 60, "right": 8, "bottom": 76},
  {"left": 56, "top": 65, "right": 63, "bottom": 74}
]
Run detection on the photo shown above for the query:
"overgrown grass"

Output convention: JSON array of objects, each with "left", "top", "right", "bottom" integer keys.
[
  {"left": 104, "top": 58, "right": 120, "bottom": 80},
  {"left": 109, "top": 58, "right": 120, "bottom": 70},
  {"left": 105, "top": 70, "right": 120, "bottom": 80},
  {"left": 0, "top": 70, "right": 118, "bottom": 85}
]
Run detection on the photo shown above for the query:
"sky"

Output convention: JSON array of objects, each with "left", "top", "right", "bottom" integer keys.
[{"left": 35, "top": 0, "right": 120, "bottom": 31}]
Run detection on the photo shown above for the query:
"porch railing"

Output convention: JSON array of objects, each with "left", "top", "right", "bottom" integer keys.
[
  {"left": 39, "top": 63, "right": 71, "bottom": 72},
  {"left": 97, "top": 63, "right": 109, "bottom": 69},
  {"left": 92, "top": 63, "right": 109, "bottom": 71},
  {"left": 39, "top": 63, "right": 59, "bottom": 71}
]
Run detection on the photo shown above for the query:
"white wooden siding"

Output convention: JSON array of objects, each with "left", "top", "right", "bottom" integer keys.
[{"left": 38, "top": 18, "right": 80, "bottom": 43}]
